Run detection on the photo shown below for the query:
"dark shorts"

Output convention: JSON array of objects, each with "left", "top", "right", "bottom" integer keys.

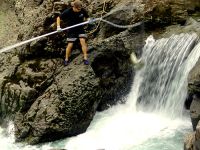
[{"left": 67, "top": 28, "right": 87, "bottom": 42}]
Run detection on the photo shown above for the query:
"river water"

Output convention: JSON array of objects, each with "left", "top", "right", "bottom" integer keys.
[{"left": 1, "top": 33, "right": 200, "bottom": 150}]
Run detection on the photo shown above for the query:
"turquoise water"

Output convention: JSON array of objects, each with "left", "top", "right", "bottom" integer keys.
[
  {"left": 131, "top": 126, "right": 192, "bottom": 150},
  {"left": 0, "top": 111, "right": 192, "bottom": 150}
]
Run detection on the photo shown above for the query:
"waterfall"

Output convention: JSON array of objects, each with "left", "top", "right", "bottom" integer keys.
[
  {"left": 0, "top": 33, "right": 200, "bottom": 150},
  {"left": 136, "top": 33, "right": 200, "bottom": 118},
  {"left": 62, "top": 33, "right": 200, "bottom": 150}
]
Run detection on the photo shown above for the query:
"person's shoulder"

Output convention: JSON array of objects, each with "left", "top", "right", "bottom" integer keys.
[
  {"left": 62, "top": 7, "right": 72, "bottom": 14},
  {"left": 62, "top": 7, "right": 73, "bottom": 15},
  {"left": 60, "top": 7, "right": 71, "bottom": 19},
  {"left": 81, "top": 8, "right": 89, "bottom": 17}
]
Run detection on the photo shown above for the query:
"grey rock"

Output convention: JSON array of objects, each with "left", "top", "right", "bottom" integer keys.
[
  {"left": 184, "top": 133, "right": 195, "bottom": 150},
  {"left": 190, "top": 96, "right": 200, "bottom": 130}
]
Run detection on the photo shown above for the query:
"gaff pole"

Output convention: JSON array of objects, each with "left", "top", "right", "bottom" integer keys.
[{"left": 0, "top": 18, "right": 101, "bottom": 53}]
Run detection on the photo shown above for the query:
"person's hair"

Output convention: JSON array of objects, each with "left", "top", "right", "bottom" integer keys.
[{"left": 72, "top": 0, "right": 83, "bottom": 9}]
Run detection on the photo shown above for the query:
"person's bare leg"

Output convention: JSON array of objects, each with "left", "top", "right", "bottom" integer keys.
[
  {"left": 79, "top": 38, "right": 88, "bottom": 60},
  {"left": 65, "top": 42, "right": 73, "bottom": 61}
]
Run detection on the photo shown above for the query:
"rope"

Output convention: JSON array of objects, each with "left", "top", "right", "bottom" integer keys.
[
  {"left": 0, "top": 18, "right": 142, "bottom": 54},
  {"left": 88, "top": 0, "right": 107, "bottom": 35},
  {"left": 100, "top": 19, "right": 142, "bottom": 29},
  {"left": 88, "top": 0, "right": 143, "bottom": 33}
]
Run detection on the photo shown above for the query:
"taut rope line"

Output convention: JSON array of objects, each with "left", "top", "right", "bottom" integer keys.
[{"left": 0, "top": 18, "right": 142, "bottom": 54}]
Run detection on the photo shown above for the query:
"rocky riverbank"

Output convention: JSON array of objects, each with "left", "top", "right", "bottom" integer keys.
[{"left": 1, "top": 0, "right": 200, "bottom": 147}]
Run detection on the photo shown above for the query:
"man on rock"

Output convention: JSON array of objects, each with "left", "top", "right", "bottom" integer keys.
[{"left": 57, "top": 0, "right": 90, "bottom": 66}]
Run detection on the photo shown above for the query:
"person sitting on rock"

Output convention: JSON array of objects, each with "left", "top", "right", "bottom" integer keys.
[{"left": 56, "top": 0, "right": 90, "bottom": 66}]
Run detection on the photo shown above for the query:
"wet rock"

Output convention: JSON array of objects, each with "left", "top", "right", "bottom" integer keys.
[
  {"left": 190, "top": 95, "right": 200, "bottom": 130},
  {"left": 188, "top": 56, "right": 200, "bottom": 97},
  {"left": 188, "top": 42, "right": 200, "bottom": 132},
  {"left": 184, "top": 133, "right": 195, "bottom": 150},
  {"left": 185, "top": 0, "right": 200, "bottom": 14},
  {"left": 90, "top": 27, "right": 146, "bottom": 110},
  {"left": 193, "top": 122, "right": 200, "bottom": 150},
  {"left": 184, "top": 121, "right": 200, "bottom": 150}
]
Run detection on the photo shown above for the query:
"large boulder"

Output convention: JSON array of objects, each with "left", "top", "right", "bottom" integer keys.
[
  {"left": 186, "top": 41, "right": 200, "bottom": 150},
  {"left": 184, "top": 14, "right": 200, "bottom": 150},
  {"left": 188, "top": 58, "right": 200, "bottom": 97},
  {"left": 14, "top": 56, "right": 102, "bottom": 144},
  {"left": 190, "top": 96, "right": 200, "bottom": 130},
  {"left": 185, "top": 0, "right": 200, "bottom": 14},
  {"left": 184, "top": 121, "right": 200, "bottom": 150},
  {"left": 188, "top": 35, "right": 200, "bottom": 130},
  {"left": 184, "top": 133, "right": 195, "bottom": 150},
  {"left": 89, "top": 26, "right": 147, "bottom": 110}
]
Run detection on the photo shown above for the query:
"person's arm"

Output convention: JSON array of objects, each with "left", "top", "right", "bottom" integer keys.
[
  {"left": 56, "top": 16, "right": 62, "bottom": 31},
  {"left": 56, "top": 9, "right": 69, "bottom": 31},
  {"left": 82, "top": 8, "right": 89, "bottom": 21},
  {"left": 57, "top": 16, "right": 61, "bottom": 27},
  {"left": 83, "top": 9, "right": 94, "bottom": 24}
]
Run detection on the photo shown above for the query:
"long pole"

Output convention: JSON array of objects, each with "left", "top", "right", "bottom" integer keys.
[
  {"left": 0, "top": 18, "right": 101, "bottom": 53},
  {"left": 0, "top": 17, "right": 142, "bottom": 54}
]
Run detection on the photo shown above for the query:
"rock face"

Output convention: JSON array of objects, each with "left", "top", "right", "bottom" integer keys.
[
  {"left": 14, "top": 57, "right": 102, "bottom": 144},
  {"left": 184, "top": 121, "right": 200, "bottom": 150},
  {"left": 188, "top": 50, "right": 200, "bottom": 132},
  {"left": 190, "top": 96, "right": 200, "bottom": 130},
  {"left": 0, "top": 0, "right": 20, "bottom": 48},
  {"left": 188, "top": 58, "right": 200, "bottom": 98},
  {"left": 0, "top": 0, "right": 200, "bottom": 145},
  {"left": 186, "top": 34, "right": 200, "bottom": 149}
]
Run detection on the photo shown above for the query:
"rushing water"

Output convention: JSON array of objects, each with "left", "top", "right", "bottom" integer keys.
[{"left": 1, "top": 33, "right": 200, "bottom": 150}]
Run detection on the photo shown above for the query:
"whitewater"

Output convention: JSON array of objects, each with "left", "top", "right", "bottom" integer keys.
[{"left": 1, "top": 33, "right": 200, "bottom": 150}]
